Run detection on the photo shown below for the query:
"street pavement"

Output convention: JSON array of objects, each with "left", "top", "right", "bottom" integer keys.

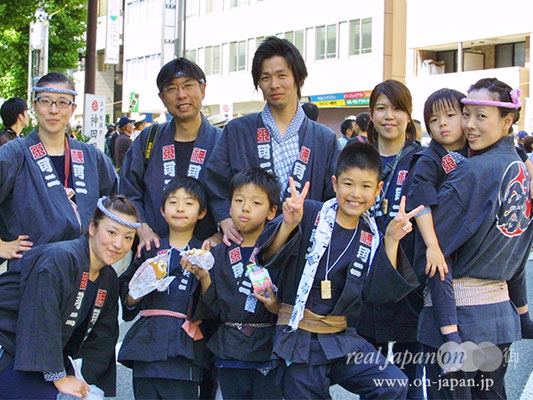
[{"left": 112, "top": 260, "right": 533, "bottom": 400}]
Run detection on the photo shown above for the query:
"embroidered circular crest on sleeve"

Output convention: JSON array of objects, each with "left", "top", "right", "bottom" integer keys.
[{"left": 496, "top": 161, "right": 532, "bottom": 236}]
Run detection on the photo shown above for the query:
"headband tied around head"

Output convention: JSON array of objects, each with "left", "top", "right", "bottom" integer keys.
[
  {"left": 462, "top": 87, "right": 522, "bottom": 109},
  {"left": 173, "top": 70, "right": 205, "bottom": 83},
  {"left": 158, "top": 70, "right": 206, "bottom": 92},
  {"left": 33, "top": 85, "right": 78, "bottom": 96},
  {"left": 97, "top": 196, "right": 141, "bottom": 229}
]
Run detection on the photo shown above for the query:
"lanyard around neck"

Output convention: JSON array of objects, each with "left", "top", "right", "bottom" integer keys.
[
  {"left": 376, "top": 142, "right": 408, "bottom": 212},
  {"left": 63, "top": 136, "right": 71, "bottom": 188},
  {"left": 324, "top": 226, "right": 358, "bottom": 281}
]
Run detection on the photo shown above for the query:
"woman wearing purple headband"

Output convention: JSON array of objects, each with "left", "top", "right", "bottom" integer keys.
[
  {"left": 0, "top": 72, "right": 118, "bottom": 264},
  {"left": 418, "top": 78, "right": 533, "bottom": 399},
  {"left": 0, "top": 195, "right": 140, "bottom": 399}
]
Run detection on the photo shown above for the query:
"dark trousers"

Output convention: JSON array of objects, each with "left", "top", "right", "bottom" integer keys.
[
  {"left": 0, "top": 362, "right": 58, "bottom": 399},
  {"left": 218, "top": 367, "right": 282, "bottom": 400},
  {"left": 363, "top": 336, "right": 425, "bottom": 400},
  {"left": 133, "top": 377, "right": 199, "bottom": 400},
  {"left": 199, "top": 365, "right": 218, "bottom": 400},
  {"left": 280, "top": 340, "right": 408, "bottom": 400}
]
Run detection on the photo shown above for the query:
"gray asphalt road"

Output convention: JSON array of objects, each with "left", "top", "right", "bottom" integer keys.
[{"left": 112, "top": 261, "right": 533, "bottom": 400}]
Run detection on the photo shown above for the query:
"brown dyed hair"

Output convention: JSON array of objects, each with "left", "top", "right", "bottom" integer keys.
[{"left": 367, "top": 80, "right": 417, "bottom": 144}]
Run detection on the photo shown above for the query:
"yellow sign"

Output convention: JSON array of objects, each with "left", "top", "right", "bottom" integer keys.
[{"left": 314, "top": 99, "right": 346, "bottom": 107}]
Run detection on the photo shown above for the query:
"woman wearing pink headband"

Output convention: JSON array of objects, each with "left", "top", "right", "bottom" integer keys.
[
  {"left": 0, "top": 72, "right": 118, "bottom": 263},
  {"left": 419, "top": 78, "right": 533, "bottom": 399}
]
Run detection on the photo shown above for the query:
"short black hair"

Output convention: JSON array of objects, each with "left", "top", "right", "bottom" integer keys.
[
  {"left": 355, "top": 112, "right": 370, "bottom": 132},
  {"left": 423, "top": 88, "right": 465, "bottom": 134},
  {"left": 302, "top": 102, "right": 319, "bottom": 121},
  {"left": 252, "top": 36, "right": 308, "bottom": 99},
  {"left": 335, "top": 142, "right": 382, "bottom": 180},
  {"left": 156, "top": 57, "right": 206, "bottom": 92},
  {"left": 1, "top": 97, "right": 27, "bottom": 127},
  {"left": 340, "top": 118, "right": 356, "bottom": 135},
  {"left": 161, "top": 176, "right": 207, "bottom": 213},
  {"left": 229, "top": 168, "right": 281, "bottom": 210}
]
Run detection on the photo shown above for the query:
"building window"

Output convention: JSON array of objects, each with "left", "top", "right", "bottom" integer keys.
[
  {"left": 436, "top": 50, "right": 457, "bottom": 73},
  {"left": 496, "top": 42, "right": 526, "bottom": 68},
  {"left": 294, "top": 29, "right": 304, "bottom": 56},
  {"left": 256, "top": 36, "right": 265, "bottom": 49},
  {"left": 205, "top": 45, "right": 221, "bottom": 75},
  {"left": 316, "top": 24, "right": 336, "bottom": 60},
  {"left": 284, "top": 30, "right": 304, "bottom": 56},
  {"left": 284, "top": 31, "right": 294, "bottom": 42},
  {"left": 206, "top": 0, "right": 223, "bottom": 14},
  {"left": 230, "top": 40, "right": 246, "bottom": 71},
  {"left": 349, "top": 18, "right": 372, "bottom": 55},
  {"left": 185, "top": 49, "right": 197, "bottom": 64},
  {"left": 230, "top": 0, "right": 249, "bottom": 7},
  {"left": 186, "top": 0, "right": 199, "bottom": 17},
  {"left": 361, "top": 18, "right": 372, "bottom": 53}
]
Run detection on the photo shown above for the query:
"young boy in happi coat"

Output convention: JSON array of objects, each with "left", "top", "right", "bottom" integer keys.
[
  {"left": 118, "top": 177, "right": 211, "bottom": 399},
  {"left": 184, "top": 168, "right": 283, "bottom": 400},
  {"left": 258, "top": 142, "right": 423, "bottom": 399}
]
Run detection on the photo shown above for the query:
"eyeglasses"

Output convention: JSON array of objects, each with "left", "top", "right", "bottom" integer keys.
[
  {"left": 162, "top": 81, "right": 201, "bottom": 95},
  {"left": 35, "top": 96, "right": 75, "bottom": 109}
]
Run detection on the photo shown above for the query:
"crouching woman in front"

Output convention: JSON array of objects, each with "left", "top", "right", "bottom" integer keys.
[{"left": 0, "top": 195, "right": 141, "bottom": 399}]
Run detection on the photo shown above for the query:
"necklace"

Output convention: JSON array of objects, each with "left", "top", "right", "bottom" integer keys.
[{"left": 321, "top": 226, "right": 358, "bottom": 299}]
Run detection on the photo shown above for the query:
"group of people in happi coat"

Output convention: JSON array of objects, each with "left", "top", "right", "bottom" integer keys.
[{"left": 0, "top": 35, "right": 531, "bottom": 400}]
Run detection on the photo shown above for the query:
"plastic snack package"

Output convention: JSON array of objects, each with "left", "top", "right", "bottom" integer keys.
[
  {"left": 128, "top": 253, "right": 176, "bottom": 299},
  {"left": 180, "top": 248, "right": 215, "bottom": 271}
]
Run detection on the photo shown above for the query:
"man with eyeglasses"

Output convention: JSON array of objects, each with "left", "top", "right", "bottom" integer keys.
[{"left": 120, "top": 58, "right": 222, "bottom": 256}]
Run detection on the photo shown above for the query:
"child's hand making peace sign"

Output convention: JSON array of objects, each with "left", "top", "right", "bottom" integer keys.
[
  {"left": 385, "top": 196, "right": 424, "bottom": 241},
  {"left": 282, "top": 177, "right": 310, "bottom": 227}
]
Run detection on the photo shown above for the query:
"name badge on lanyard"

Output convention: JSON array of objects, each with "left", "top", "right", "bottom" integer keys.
[
  {"left": 228, "top": 246, "right": 259, "bottom": 313},
  {"left": 162, "top": 144, "right": 207, "bottom": 185}
]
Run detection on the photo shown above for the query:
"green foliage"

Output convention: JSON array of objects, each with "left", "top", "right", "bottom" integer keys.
[{"left": 0, "top": 0, "right": 86, "bottom": 99}]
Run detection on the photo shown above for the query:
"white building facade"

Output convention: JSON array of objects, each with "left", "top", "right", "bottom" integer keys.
[
  {"left": 405, "top": 0, "right": 533, "bottom": 132},
  {"left": 122, "top": 0, "right": 179, "bottom": 117},
  {"left": 121, "top": 0, "right": 406, "bottom": 133}
]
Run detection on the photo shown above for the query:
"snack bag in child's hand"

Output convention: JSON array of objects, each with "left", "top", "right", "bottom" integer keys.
[
  {"left": 128, "top": 252, "right": 175, "bottom": 299},
  {"left": 180, "top": 248, "right": 215, "bottom": 270},
  {"left": 246, "top": 263, "right": 272, "bottom": 294}
]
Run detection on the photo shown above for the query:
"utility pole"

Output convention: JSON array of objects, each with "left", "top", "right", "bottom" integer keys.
[
  {"left": 176, "top": 0, "right": 186, "bottom": 57},
  {"left": 28, "top": 10, "right": 49, "bottom": 102},
  {"left": 85, "top": 0, "right": 98, "bottom": 94}
]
